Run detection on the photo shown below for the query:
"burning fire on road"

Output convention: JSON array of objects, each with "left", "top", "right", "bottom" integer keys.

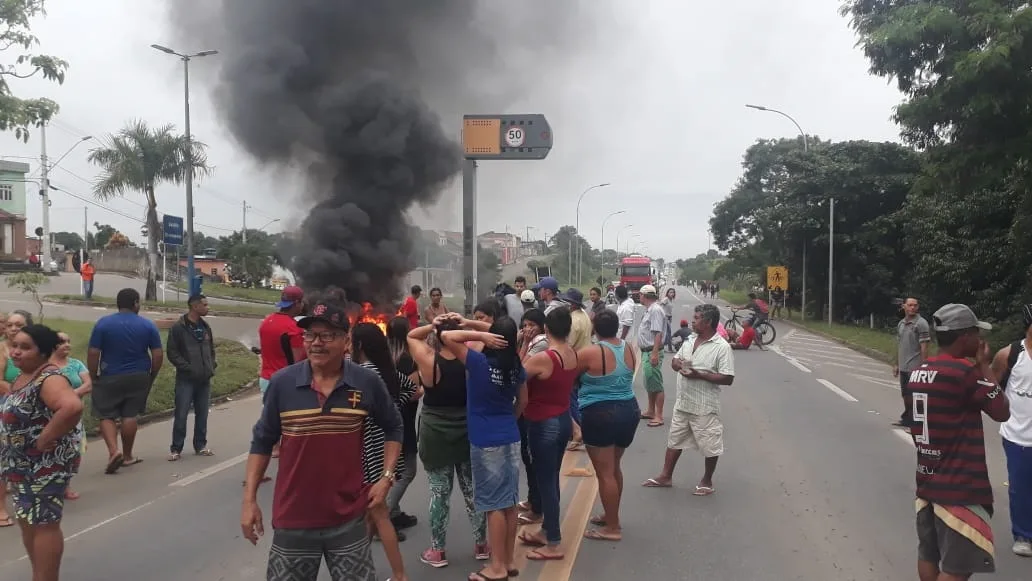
[{"left": 349, "top": 302, "right": 401, "bottom": 335}]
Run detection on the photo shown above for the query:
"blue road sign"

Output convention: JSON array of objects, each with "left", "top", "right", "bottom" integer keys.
[{"left": 162, "top": 214, "right": 184, "bottom": 246}]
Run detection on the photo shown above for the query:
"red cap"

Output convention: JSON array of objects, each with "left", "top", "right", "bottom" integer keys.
[
  {"left": 679, "top": 319, "right": 689, "bottom": 327},
  {"left": 276, "top": 286, "right": 304, "bottom": 308}
]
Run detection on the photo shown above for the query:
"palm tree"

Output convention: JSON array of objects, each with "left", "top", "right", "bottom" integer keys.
[{"left": 88, "top": 120, "right": 212, "bottom": 301}]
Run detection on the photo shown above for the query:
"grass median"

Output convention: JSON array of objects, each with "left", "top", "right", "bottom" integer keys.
[
  {"left": 45, "top": 294, "right": 269, "bottom": 318},
  {"left": 46, "top": 317, "right": 258, "bottom": 433},
  {"left": 171, "top": 283, "right": 279, "bottom": 304}
]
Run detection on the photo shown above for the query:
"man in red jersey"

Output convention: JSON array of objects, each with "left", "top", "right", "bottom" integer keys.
[
  {"left": 258, "top": 286, "right": 306, "bottom": 458},
  {"left": 907, "top": 303, "right": 1010, "bottom": 581},
  {"left": 401, "top": 285, "right": 421, "bottom": 328}
]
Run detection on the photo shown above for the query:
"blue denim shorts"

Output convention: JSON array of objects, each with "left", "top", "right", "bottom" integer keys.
[
  {"left": 470, "top": 442, "right": 521, "bottom": 512},
  {"left": 581, "top": 398, "right": 640, "bottom": 449}
]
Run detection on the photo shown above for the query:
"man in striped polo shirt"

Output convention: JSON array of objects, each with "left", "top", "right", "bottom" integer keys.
[
  {"left": 241, "top": 299, "right": 403, "bottom": 581},
  {"left": 908, "top": 303, "right": 1010, "bottom": 580}
]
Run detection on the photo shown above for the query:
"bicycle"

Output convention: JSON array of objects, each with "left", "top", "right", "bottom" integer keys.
[{"left": 725, "top": 308, "right": 777, "bottom": 346}]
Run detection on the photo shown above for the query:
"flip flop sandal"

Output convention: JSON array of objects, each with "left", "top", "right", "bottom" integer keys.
[
  {"left": 123, "top": 457, "right": 143, "bottom": 466},
  {"left": 0, "top": 516, "right": 13, "bottom": 527},
  {"left": 517, "top": 501, "right": 531, "bottom": 511},
  {"left": 584, "top": 528, "right": 622, "bottom": 542},
  {"left": 517, "top": 512, "right": 541, "bottom": 525},
  {"left": 647, "top": 420, "right": 665, "bottom": 427},
  {"left": 518, "top": 533, "right": 546, "bottom": 547},
  {"left": 468, "top": 570, "right": 509, "bottom": 581},
  {"left": 693, "top": 486, "right": 715, "bottom": 496},
  {"left": 589, "top": 514, "right": 607, "bottom": 526},
  {"left": 195, "top": 449, "right": 215, "bottom": 456},
  {"left": 526, "top": 549, "right": 564, "bottom": 561},
  {"left": 105, "top": 453, "right": 124, "bottom": 474},
  {"left": 642, "top": 478, "right": 672, "bottom": 488}
]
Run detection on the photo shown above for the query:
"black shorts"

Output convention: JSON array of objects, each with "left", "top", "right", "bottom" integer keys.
[
  {"left": 581, "top": 398, "right": 639, "bottom": 448},
  {"left": 92, "top": 372, "right": 152, "bottom": 420},
  {"left": 916, "top": 500, "right": 995, "bottom": 575}
]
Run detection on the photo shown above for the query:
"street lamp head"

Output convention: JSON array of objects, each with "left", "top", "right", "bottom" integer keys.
[
  {"left": 745, "top": 104, "right": 768, "bottom": 111},
  {"left": 150, "top": 44, "right": 176, "bottom": 55},
  {"left": 79, "top": 136, "right": 93, "bottom": 142},
  {"left": 599, "top": 183, "right": 611, "bottom": 188},
  {"left": 195, "top": 50, "right": 219, "bottom": 57}
]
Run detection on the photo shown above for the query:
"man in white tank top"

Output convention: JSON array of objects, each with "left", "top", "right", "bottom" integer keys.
[{"left": 991, "top": 305, "right": 1032, "bottom": 558}]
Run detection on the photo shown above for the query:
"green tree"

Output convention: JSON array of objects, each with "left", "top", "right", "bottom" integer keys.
[
  {"left": 88, "top": 120, "right": 212, "bottom": 300},
  {"left": 547, "top": 225, "right": 599, "bottom": 286},
  {"left": 216, "top": 231, "right": 276, "bottom": 284},
  {"left": 89, "top": 222, "right": 117, "bottom": 250},
  {"left": 51, "top": 231, "right": 82, "bottom": 252},
  {"left": 7, "top": 271, "right": 48, "bottom": 320},
  {"left": 0, "top": 1, "right": 67, "bottom": 141},
  {"left": 842, "top": 0, "right": 1032, "bottom": 322},
  {"left": 710, "top": 138, "right": 921, "bottom": 318}
]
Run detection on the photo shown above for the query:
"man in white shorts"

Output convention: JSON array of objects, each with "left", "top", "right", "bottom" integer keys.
[{"left": 642, "top": 303, "right": 734, "bottom": 495}]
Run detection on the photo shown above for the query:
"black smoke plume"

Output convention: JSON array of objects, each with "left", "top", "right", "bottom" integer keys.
[{"left": 166, "top": 0, "right": 598, "bottom": 306}]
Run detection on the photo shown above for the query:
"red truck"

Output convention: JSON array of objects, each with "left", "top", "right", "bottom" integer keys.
[{"left": 619, "top": 255, "right": 654, "bottom": 302}]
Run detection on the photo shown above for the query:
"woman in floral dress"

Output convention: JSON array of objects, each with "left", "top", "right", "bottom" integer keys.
[{"left": 0, "top": 324, "right": 83, "bottom": 581}]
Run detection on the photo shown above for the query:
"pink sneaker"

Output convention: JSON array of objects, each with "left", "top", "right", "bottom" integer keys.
[
  {"left": 474, "top": 543, "right": 491, "bottom": 560},
  {"left": 420, "top": 548, "right": 448, "bottom": 568}
]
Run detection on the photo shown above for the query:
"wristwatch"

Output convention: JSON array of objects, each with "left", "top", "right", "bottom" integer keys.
[{"left": 381, "top": 470, "right": 395, "bottom": 483}]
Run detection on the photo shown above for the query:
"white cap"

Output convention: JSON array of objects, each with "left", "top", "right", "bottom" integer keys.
[
  {"left": 520, "top": 290, "right": 536, "bottom": 303},
  {"left": 640, "top": 284, "right": 658, "bottom": 296}
]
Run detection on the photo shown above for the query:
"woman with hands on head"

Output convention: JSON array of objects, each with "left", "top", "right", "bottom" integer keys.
[
  {"left": 406, "top": 313, "right": 489, "bottom": 568},
  {"left": 0, "top": 324, "right": 84, "bottom": 581},
  {"left": 440, "top": 315, "right": 527, "bottom": 581}
]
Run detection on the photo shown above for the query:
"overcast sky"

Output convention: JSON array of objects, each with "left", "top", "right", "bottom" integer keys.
[{"left": 1, "top": 0, "right": 902, "bottom": 262}]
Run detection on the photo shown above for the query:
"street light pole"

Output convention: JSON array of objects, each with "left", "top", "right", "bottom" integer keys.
[
  {"left": 745, "top": 103, "right": 821, "bottom": 321},
  {"left": 571, "top": 183, "right": 609, "bottom": 285},
  {"left": 151, "top": 44, "right": 218, "bottom": 297},
  {"left": 600, "top": 210, "right": 626, "bottom": 286},
  {"left": 615, "top": 225, "right": 633, "bottom": 263}
]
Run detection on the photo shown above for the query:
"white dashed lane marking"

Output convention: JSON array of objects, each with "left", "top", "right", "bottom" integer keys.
[{"left": 817, "top": 379, "right": 859, "bottom": 402}]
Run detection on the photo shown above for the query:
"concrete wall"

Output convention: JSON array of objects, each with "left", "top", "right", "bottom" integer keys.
[{"left": 90, "top": 247, "right": 149, "bottom": 275}]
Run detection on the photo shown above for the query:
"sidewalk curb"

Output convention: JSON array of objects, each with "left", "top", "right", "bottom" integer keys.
[
  {"left": 84, "top": 381, "right": 260, "bottom": 438},
  {"left": 43, "top": 298, "right": 265, "bottom": 320},
  {"left": 778, "top": 319, "right": 893, "bottom": 364}
]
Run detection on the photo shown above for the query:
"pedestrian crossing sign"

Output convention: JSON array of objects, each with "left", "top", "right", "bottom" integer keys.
[{"left": 766, "top": 266, "right": 788, "bottom": 290}]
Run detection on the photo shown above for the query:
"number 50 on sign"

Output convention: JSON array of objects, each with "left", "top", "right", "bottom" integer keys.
[{"left": 505, "top": 127, "right": 525, "bottom": 147}]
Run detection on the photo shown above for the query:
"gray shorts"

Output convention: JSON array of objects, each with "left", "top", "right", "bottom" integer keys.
[
  {"left": 268, "top": 517, "right": 375, "bottom": 581},
  {"left": 91, "top": 372, "right": 152, "bottom": 420}
]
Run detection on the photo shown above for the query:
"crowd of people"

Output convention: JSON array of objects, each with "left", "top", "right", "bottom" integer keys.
[
  {"left": 2, "top": 271, "right": 1024, "bottom": 581},
  {"left": 235, "top": 280, "right": 742, "bottom": 581}
]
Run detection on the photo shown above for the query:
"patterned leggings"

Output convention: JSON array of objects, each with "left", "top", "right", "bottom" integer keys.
[{"left": 426, "top": 461, "right": 486, "bottom": 550}]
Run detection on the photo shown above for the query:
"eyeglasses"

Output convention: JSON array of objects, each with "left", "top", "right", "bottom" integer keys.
[{"left": 302, "top": 330, "right": 344, "bottom": 343}]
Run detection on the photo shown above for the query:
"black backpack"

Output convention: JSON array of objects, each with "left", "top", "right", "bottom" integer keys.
[{"left": 999, "top": 339, "right": 1026, "bottom": 389}]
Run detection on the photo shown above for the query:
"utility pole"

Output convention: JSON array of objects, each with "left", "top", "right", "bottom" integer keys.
[
  {"left": 40, "top": 122, "right": 52, "bottom": 273},
  {"left": 242, "top": 200, "right": 248, "bottom": 243}
]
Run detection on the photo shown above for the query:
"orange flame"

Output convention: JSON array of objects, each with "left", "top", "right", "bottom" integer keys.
[{"left": 350, "top": 302, "right": 391, "bottom": 335}]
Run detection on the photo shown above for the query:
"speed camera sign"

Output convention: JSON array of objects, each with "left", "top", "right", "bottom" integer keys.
[{"left": 504, "top": 126, "right": 525, "bottom": 147}]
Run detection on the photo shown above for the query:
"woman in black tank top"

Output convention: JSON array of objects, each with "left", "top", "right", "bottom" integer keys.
[{"left": 407, "top": 316, "right": 489, "bottom": 566}]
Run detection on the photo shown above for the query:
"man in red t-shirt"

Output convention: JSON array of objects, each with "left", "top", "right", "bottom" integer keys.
[
  {"left": 726, "top": 320, "right": 762, "bottom": 351},
  {"left": 259, "top": 286, "right": 307, "bottom": 400},
  {"left": 401, "top": 285, "right": 422, "bottom": 328},
  {"left": 908, "top": 303, "right": 1010, "bottom": 580}
]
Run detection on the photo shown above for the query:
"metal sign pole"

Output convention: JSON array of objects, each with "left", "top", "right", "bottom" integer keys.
[
  {"left": 162, "top": 242, "right": 167, "bottom": 303},
  {"left": 462, "top": 159, "right": 478, "bottom": 315},
  {"left": 461, "top": 114, "right": 553, "bottom": 314},
  {"left": 176, "top": 246, "right": 181, "bottom": 303}
]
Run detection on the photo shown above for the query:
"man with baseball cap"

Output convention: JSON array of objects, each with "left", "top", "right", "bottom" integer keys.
[
  {"left": 908, "top": 303, "right": 1009, "bottom": 579},
  {"left": 243, "top": 298, "right": 403, "bottom": 581},
  {"left": 638, "top": 285, "right": 668, "bottom": 426},
  {"left": 259, "top": 286, "right": 307, "bottom": 402},
  {"left": 533, "top": 276, "right": 563, "bottom": 314}
]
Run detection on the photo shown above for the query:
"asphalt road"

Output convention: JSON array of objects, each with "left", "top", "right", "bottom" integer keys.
[{"left": 0, "top": 286, "right": 1027, "bottom": 580}]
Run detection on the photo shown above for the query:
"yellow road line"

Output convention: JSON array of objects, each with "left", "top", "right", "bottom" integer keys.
[{"left": 536, "top": 464, "right": 599, "bottom": 581}]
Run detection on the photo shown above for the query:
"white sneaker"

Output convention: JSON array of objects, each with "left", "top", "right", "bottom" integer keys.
[{"left": 1013, "top": 538, "right": 1032, "bottom": 557}]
